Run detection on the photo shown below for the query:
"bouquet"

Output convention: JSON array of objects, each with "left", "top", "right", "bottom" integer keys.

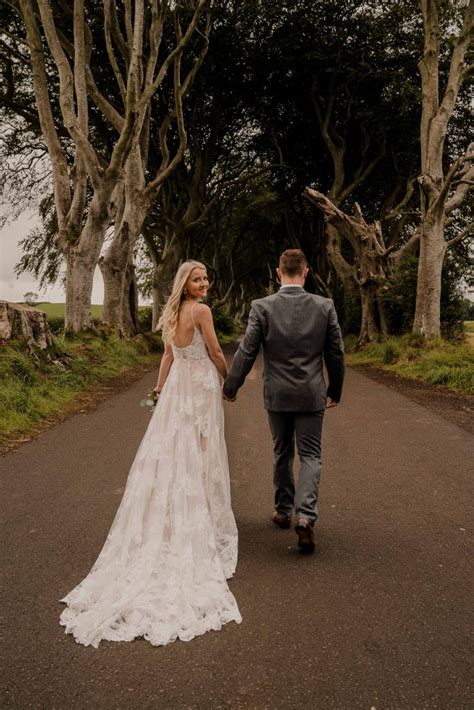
[{"left": 140, "top": 389, "right": 158, "bottom": 412}]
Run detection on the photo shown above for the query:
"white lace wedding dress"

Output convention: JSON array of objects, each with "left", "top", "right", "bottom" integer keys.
[{"left": 59, "top": 327, "right": 241, "bottom": 647}]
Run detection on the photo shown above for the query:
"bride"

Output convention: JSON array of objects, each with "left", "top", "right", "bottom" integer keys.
[{"left": 60, "top": 260, "right": 241, "bottom": 647}]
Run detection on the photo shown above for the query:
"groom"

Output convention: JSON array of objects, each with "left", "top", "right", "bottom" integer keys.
[{"left": 223, "top": 249, "right": 345, "bottom": 553}]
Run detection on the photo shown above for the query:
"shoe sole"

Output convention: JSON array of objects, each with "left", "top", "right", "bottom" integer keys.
[{"left": 295, "top": 524, "right": 315, "bottom": 553}]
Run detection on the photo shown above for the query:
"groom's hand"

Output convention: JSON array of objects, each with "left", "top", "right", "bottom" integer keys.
[
  {"left": 326, "top": 397, "right": 338, "bottom": 408},
  {"left": 223, "top": 392, "right": 237, "bottom": 402}
]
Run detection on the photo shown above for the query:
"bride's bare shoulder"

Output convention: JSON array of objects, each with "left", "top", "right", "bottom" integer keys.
[{"left": 193, "top": 302, "right": 212, "bottom": 318}]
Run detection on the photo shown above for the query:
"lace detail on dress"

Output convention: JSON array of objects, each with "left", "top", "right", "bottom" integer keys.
[
  {"left": 59, "top": 329, "right": 241, "bottom": 648},
  {"left": 171, "top": 327, "right": 210, "bottom": 361}
]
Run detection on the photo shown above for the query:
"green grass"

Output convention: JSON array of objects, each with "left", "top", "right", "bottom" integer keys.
[
  {"left": 346, "top": 333, "right": 474, "bottom": 394},
  {"left": 0, "top": 305, "right": 237, "bottom": 447},
  {"left": 17, "top": 302, "right": 104, "bottom": 319},
  {"left": 0, "top": 331, "right": 163, "bottom": 447},
  {"left": 464, "top": 321, "right": 474, "bottom": 333}
]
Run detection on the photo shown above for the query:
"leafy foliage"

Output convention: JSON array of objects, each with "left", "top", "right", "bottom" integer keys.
[
  {"left": 2, "top": 0, "right": 471, "bottom": 337},
  {"left": 14, "top": 195, "right": 64, "bottom": 289},
  {"left": 384, "top": 252, "right": 470, "bottom": 340}
]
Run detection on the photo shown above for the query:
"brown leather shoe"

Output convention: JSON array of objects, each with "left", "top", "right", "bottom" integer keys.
[
  {"left": 272, "top": 511, "right": 292, "bottom": 529},
  {"left": 295, "top": 517, "right": 315, "bottom": 553}
]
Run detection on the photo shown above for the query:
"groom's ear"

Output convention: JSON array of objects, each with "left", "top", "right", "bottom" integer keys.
[{"left": 276, "top": 268, "right": 281, "bottom": 283}]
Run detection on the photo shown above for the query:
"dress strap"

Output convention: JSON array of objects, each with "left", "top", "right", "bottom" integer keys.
[{"left": 190, "top": 303, "right": 197, "bottom": 328}]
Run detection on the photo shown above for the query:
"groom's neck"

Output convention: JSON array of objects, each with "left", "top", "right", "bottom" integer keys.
[{"left": 280, "top": 277, "right": 305, "bottom": 286}]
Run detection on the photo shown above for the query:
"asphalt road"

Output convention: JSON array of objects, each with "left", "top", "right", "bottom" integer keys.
[{"left": 1, "top": 349, "right": 473, "bottom": 710}]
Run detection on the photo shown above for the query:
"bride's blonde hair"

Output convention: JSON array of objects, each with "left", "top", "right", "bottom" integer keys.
[{"left": 157, "top": 260, "right": 206, "bottom": 343}]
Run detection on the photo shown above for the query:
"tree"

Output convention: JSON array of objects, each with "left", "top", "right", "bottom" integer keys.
[
  {"left": 135, "top": 0, "right": 281, "bottom": 328},
  {"left": 413, "top": 0, "right": 473, "bottom": 337},
  {"left": 97, "top": 1, "right": 212, "bottom": 335},
  {"left": 16, "top": 0, "right": 133, "bottom": 331},
  {"left": 23, "top": 291, "right": 38, "bottom": 305},
  {"left": 11, "top": 0, "right": 210, "bottom": 333},
  {"left": 268, "top": 0, "right": 423, "bottom": 343}
]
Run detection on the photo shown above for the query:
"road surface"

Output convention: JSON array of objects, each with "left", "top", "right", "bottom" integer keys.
[{"left": 1, "top": 349, "right": 472, "bottom": 709}]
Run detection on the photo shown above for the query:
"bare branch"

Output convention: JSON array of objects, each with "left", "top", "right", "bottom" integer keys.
[
  {"left": 445, "top": 147, "right": 474, "bottom": 214},
  {"left": 446, "top": 220, "right": 474, "bottom": 247},
  {"left": 423, "top": 0, "right": 473, "bottom": 176},
  {"left": 18, "top": 0, "right": 70, "bottom": 229},
  {"left": 393, "top": 227, "right": 421, "bottom": 262},
  {"left": 305, "top": 187, "right": 361, "bottom": 254},
  {"left": 138, "top": 0, "right": 209, "bottom": 110},
  {"left": 338, "top": 137, "right": 386, "bottom": 204},
  {"left": 104, "top": 0, "right": 127, "bottom": 102},
  {"left": 109, "top": 0, "right": 130, "bottom": 66},
  {"left": 418, "top": 0, "right": 440, "bottom": 171},
  {"left": 84, "top": 66, "right": 125, "bottom": 132},
  {"left": 383, "top": 175, "right": 417, "bottom": 221},
  {"left": 123, "top": 0, "right": 134, "bottom": 46},
  {"left": 311, "top": 76, "right": 345, "bottom": 201},
  {"left": 66, "top": 0, "right": 88, "bottom": 233},
  {"left": 144, "top": 0, "right": 167, "bottom": 90},
  {"left": 438, "top": 0, "right": 474, "bottom": 119},
  {"left": 145, "top": 8, "right": 211, "bottom": 198},
  {"left": 36, "top": 0, "right": 103, "bottom": 187}
]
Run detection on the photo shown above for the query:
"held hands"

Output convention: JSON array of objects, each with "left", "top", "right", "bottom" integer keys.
[
  {"left": 223, "top": 392, "right": 237, "bottom": 402},
  {"left": 326, "top": 397, "right": 338, "bottom": 409},
  {"left": 221, "top": 381, "right": 237, "bottom": 402}
]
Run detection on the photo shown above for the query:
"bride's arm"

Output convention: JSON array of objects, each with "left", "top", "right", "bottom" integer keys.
[
  {"left": 195, "top": 304, "right": 228, "bottom": 379},
  {"left": 153, "top": 343, "right": 174, "bottom": 395}
]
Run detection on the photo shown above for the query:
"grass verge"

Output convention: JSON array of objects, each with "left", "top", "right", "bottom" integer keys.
[
  {"left": 0, "top": 330, "right": 163, "bottom": 448},
  {"left": 345, "top": 333, "right": 474, "bottom": 395}
]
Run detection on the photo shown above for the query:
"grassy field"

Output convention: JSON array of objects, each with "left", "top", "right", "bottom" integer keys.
[
  {"left": 18, "top": 302, "right": 151, "bottom": 319},
  {"left": 22, "top": 302, "right": 103, "bottom": 319},
  {"left": 346, "top": 333, "right": 474, "bottom": 395}
]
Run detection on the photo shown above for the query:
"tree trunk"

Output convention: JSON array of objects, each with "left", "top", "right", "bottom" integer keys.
[
  {"left": 358, "top": 284, "right": 379, "bottom": 345},
  {"left": 122, "top": 260, "right": 138, "bottom": 336},
  {"left": 377, "top": 288, "right": 389, "bottom": 337},
  {"left": 63, "top": 192, "right": 113, "bottom": 333},
  {"left": 358, "top": 282, "right": 389, "bottom": 345},
  {"left": 99, "top": 253, "right": 122, "bottom": 330},
  {"left": 412, "top": 1, "right": 474, "bottom": 338},
  {"left": 305, "top": 189, "right": 394, "bottom": 344},
  {"left": 413, "top": 218, "right": 446, "bottom": 337},
  {"left": 0, "top": 300, "right": 53, "bottom": 350},
  {"left": 64, "top": 250, "right": 97, "bottom": 332},
  {"left": 100, "top": 194, "right": 145, "bottom": 335},
  {"left": 100, "top": 252, "right": 139, "bottom": 337}
]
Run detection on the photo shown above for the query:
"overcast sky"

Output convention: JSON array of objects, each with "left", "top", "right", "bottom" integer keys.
[{"left": 0, "top": 210, "right": 104, "bottom": 304}]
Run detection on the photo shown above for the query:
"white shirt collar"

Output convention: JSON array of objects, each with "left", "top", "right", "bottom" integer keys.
[{"left": 279, "top": 284, "right": 304, "bottom": 289}]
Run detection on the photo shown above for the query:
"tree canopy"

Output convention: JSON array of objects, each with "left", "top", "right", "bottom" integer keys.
[{"left": 1, "top": 0, "right": 472, "bottom": 338}]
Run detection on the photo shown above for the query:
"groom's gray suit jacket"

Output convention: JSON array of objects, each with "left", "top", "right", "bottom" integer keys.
[{"left": 223, "top": 286, "right": 345, "bottom": 411}]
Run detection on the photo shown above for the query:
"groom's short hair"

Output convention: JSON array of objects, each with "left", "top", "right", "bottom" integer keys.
[{"left": 279, "top": 249, "right": 307, "bottom": 276}]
